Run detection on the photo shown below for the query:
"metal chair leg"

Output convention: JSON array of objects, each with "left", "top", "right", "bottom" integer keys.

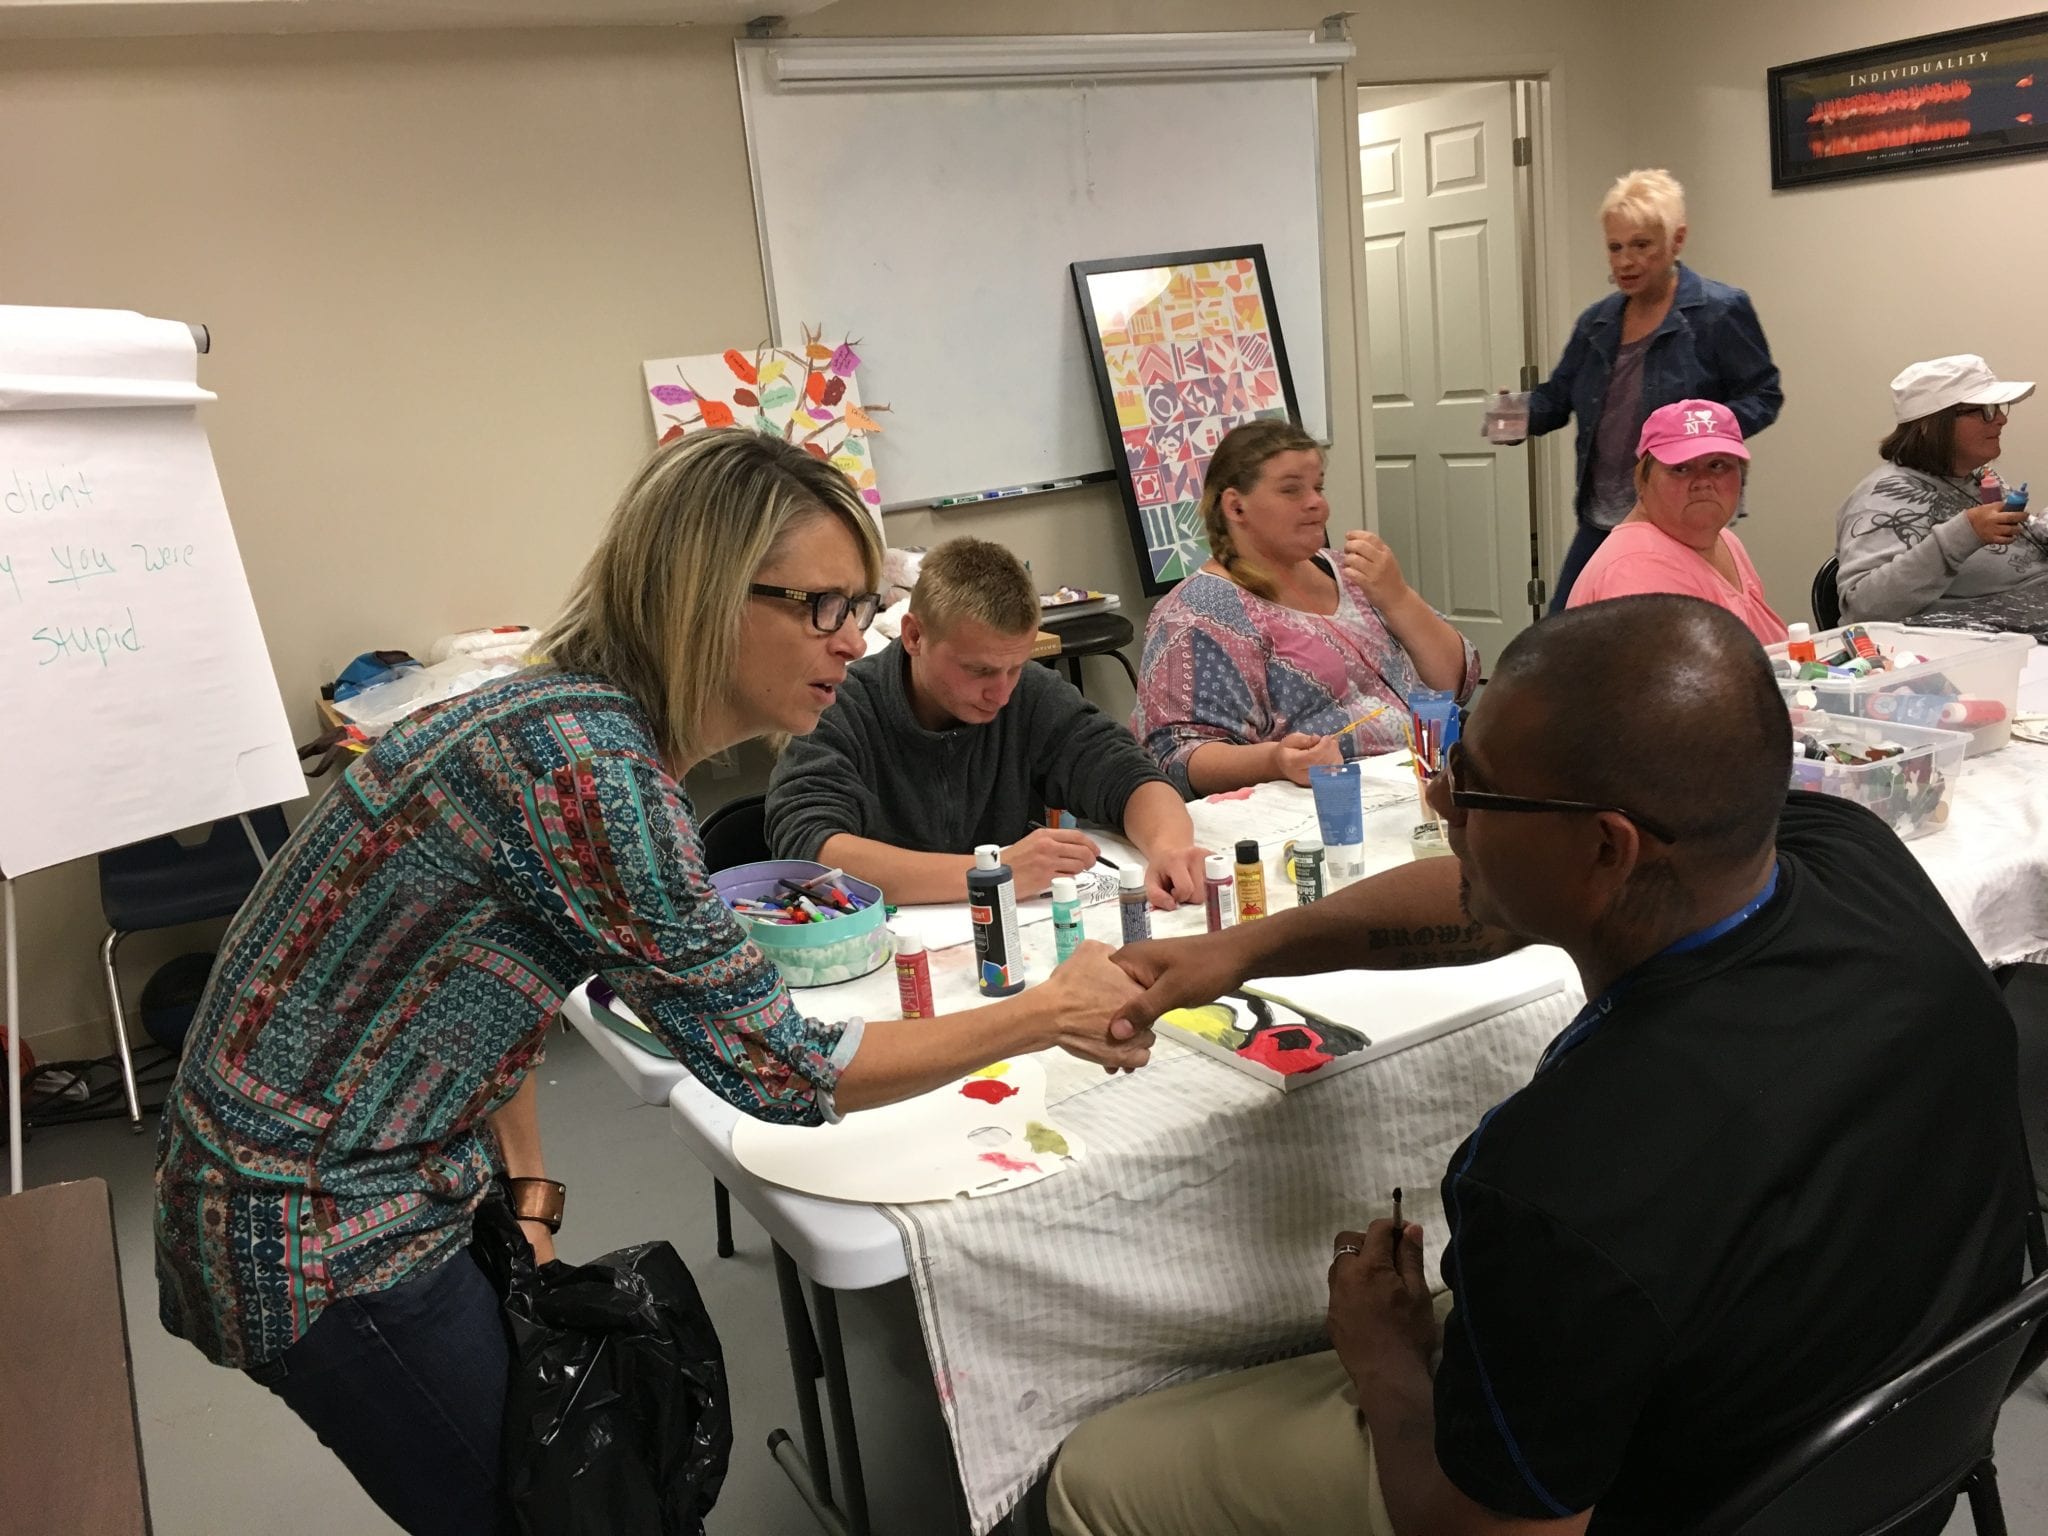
[
  {"left": 1112, "top": 650, "right": 1138, "bottom": 690},
  {"left": 98, "top": 930, "right": 143, "bottom": 1131},
  {"left": 714, "top": 1177, "right": 736, "bottom": 1258},
  {"left": 1965, "top": 1459, "right": 2009, "bottom": 1536}
]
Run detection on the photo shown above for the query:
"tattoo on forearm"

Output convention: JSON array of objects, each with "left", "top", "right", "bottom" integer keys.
[{"left": 1363, "top": 921, "right": 1507, "bottom": 968}]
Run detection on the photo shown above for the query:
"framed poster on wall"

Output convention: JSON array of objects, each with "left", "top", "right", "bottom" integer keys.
[
  {"left": 1071, "top": 247, "right": 1301, "bottom": 594},
  {"left": 1769, "top": 13, "right": 2048, "bottom": 188}
]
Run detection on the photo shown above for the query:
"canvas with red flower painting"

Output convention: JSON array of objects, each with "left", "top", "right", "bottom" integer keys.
[{"left": 642, "top": 323, "right": 891, "bottom": 524}]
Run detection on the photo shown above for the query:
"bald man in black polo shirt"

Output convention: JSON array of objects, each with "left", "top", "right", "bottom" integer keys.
[{"left": 1051, "top": 595, "right": 2029, "bottom": 1536}]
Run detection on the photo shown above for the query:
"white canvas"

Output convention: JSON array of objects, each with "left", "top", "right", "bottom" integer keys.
[{"left": 730, "top": 1056, "right": 1085, "bottom": 1205}]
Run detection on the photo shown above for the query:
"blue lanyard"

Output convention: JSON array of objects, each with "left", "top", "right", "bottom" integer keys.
[{"left": 1536, "top": 861, "right": 1781, "bottom": 1076}]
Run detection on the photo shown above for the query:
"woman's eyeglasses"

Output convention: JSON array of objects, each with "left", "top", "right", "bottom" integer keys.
[
  {"left": 1954, "top": 403, "right": 2010, "bottom": 424},
  {"left": 1441, "top": 741, "right": 1678, "bottom": 843},
  {"left": 748, "top": 584, "right": 882, "bottom": 634}
]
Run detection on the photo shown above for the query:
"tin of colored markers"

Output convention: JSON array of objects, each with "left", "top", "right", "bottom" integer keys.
[
  {"left": 1203, "top": 852, "right": 1236, "bottom": 933},
  {"left": 1050, "top": 875, "right": 1084, "bottom": 963},
  {"left": 892, "top": 929, "right": 935, "bottom": 1019},
  {"left": 1233, "top": 839, "right": 1266, "bottom": 921},
  {"left": 1292, "top": 834, "right": 1326, "bottom": 905},
  {"left": 1118, "top": 863, "right": 1152, "bottom": 943},
  {"left": 967, "top": 843, "right": 1024, "bottom": 996}
]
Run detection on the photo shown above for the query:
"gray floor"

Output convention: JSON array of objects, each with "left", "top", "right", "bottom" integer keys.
[{"left": 21, "top": 1025, "right": 2048, "bottom": 1535}]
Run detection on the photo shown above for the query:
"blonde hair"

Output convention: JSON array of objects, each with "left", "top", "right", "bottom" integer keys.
[
  {"left": 1600, "top": 168, "right": 1687, "bottom": 242},
  {"left": 908, "top": 537, "right": 1039, "bottom": 637},
  {"left": 1199, "top": 419, "right": 1323, "bottom": 601},
  {"left": 543, "top": 428, "right": 882, "bottom": 766}
]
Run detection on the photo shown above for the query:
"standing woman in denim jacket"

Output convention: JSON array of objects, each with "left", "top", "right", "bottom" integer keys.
[{"left": 1521, "top": 169, "right": 1783, "bottom": 611}]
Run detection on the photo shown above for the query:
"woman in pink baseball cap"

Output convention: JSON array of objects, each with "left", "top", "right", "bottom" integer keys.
[{"left": 1565, "top": 399, "right": 1787, "bottom": 645}]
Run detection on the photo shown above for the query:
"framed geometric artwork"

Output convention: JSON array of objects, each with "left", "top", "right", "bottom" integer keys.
[
  {"left": 1769, "top": 13, "right": 2048, "bottom": 189},
  {"left": 1072, "top": 246, "right": 1300, "bottom": 595}
]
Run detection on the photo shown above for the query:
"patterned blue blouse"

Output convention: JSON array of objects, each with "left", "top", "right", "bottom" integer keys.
[{"left": 154, "top": 671, "right": 860, "bottom": 1368}]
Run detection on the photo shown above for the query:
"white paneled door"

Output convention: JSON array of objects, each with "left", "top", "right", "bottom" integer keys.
[{"left": 1359, "top": 82, "right": 1536, "bottom": 661}]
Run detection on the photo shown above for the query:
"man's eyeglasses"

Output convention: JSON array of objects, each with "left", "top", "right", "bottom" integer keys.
[
  {"left": 1954, "top": 403, "right": 2010, "bottom": 424},
  {"left": 1441, "top": 741, "right": 1678, "bottom": 843},
  {"left": 748, "top": 584, "right": 882, "bottom": 634}
]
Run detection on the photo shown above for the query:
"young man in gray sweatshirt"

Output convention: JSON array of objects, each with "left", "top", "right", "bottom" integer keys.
[{"left": 766, "top": 538, "right": 1209, "bottom": 907}]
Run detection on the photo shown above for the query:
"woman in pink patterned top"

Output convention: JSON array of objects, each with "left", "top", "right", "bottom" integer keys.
[{"left": 1132, "top": 421, "right": 1480, "bottom": 795}]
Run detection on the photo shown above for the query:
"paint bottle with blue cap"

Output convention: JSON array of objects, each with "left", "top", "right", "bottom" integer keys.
[{"left": 968, "top": 844, "right": 1024, "bottom": 997}]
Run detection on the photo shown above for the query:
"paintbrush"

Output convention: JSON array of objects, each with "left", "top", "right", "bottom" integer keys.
[{"left": 1332, "top": 701, "right": 1391, "bottom": 738}]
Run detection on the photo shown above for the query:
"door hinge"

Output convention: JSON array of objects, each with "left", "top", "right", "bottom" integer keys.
[
  {"left": 1528, "top": 577, "right": 1547, "bottom": 610},
  {"left": 1512, "top": 135, "right": 1532, "bottom": 167},
  {"left": 1519, "top": 362, "right": 1539, "bottom": 391}
]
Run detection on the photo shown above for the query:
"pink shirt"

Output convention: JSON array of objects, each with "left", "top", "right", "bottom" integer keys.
[{"left": 1568, "top": 520, "right": 1788, "bottom": 645}]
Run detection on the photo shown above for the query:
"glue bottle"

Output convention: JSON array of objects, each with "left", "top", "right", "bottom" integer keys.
[
  {"left": 968, "top": 844, "right": 1024, "bottom": 997},
  {"left": 1233, "top": 840, "right": 1266, "bottom": 921},
  {"left": 892, "top": 930, "right": 935, "bottom": 1019},
  {"left": 1203, "top": 852, "right": 1237, "bottom": 933},
  {"left": 1118, "top": 863, "right": 1151, "bottom": 943},
  {"left": 1050, "top": 875, "right": 1083, "bottom": 963}
]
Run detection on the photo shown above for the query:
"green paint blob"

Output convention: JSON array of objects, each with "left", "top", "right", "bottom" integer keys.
[{"left": 1024, "top": 1121, "right": 1069, "bottom": 1157}]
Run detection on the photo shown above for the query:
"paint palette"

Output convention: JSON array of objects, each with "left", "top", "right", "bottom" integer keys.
[{"left": 729, "top": 1056, "right": 1086, "bottom": 1205}]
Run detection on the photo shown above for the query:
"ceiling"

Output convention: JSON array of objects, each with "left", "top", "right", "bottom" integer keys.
[{"left": 0, "top": 0, "right": 840, "bottom": 38}]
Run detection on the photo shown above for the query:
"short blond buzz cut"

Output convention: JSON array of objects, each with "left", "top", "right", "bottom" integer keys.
[
  {"left": 1600, "top": 168, "right": 1687, "bottom": 243},
  {"left": 909, "top": 537, "right": 1040, "bottom": 638}
]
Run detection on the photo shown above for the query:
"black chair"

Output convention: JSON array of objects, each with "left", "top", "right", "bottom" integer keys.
[
  {"left": 1812, "top": 557, "right": 1842, "bottom": 631},
  {"left": 1687, "top": 1204, "right": 2048, "bottom": 1536},
  {"left": 1038, "top": 610, "right": 1139, "bottom": 698},
  {"left": 693, "top": 792, "right": 772, "bottom": 1260},
  {"left": 98, "top": 808, "right": 291, "bottom": 1129}
]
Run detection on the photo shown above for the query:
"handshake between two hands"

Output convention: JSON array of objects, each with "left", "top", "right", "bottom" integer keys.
[{"left": 1032, "top": 927, "right": 1247, "bottom": 1077}]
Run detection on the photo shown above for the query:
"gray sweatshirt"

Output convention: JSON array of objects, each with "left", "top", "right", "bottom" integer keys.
[
  {"left": 765, "top": 641, "right": 1172, "bottom": 862},
  {"left": 1836, "top": 462, "right": 2048, "bottom": 622}
]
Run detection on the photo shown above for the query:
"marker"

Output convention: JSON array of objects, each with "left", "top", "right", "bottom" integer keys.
[
  {"left": 931, "top": 477, "right": 1087, "bottom": 509},
  {"left": 1391, "top": 1187, "right": 1404, "bottom": 1257}
]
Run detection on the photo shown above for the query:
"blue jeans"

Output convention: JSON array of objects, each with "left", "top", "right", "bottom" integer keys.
[
  {"left": 1548, "top": 522, "right": 1612, "bottom": 614},
  {"left": 248, "top": 1252, "right": 510, "bottom": 1536}
]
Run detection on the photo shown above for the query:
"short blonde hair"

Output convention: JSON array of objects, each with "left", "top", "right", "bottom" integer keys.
[
  {"left": 1199, "top": 418, "right": 1323, "bottom": 602},
  {"left": 908, "top": 537, "right": 1039, "bottom": 637},
  {"left": 543, "top": 428, "right": 882, "bottom": 766},
  {"left": 1600, "top": 168, "right": 1687, "bottom": 243}
]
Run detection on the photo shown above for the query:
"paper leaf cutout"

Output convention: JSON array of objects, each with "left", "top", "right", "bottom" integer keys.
[
  {"left": 821, "top": 377, "right": 846, "bottom": 407},
  {"left": 699, "top": 399, "right": 736, "bottom": 429},
  {"left": 659, "top": 423, "right": 686, "bottom": 444},
  {"left": 805, "top": 371, "right": 828, "bottom": 405},
  {"left": 758, "top": 358, "right": 786, "bottom": 386},
  {"left": 723, "top": 349, "right": 758, "bottom": 385},
  {"left": 806, "top": 343, "right": 834, "bottom": 360},
  {"left": 830, "top": 343, "right": 861, "bottom": 377},
  {"left": 845, "top": 404, "right": 883, "bottom": 433},
  {"left": 759, "top": 381, "right": 798, "bottom": 410},
  {"left": 733, "top": 388, "right": 759, "bottom": 407},
  {"left": 649, "top": 384, "right": 692, "bottom": 406}
]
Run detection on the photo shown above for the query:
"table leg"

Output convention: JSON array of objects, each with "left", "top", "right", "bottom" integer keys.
[
  {"left": 810, "top": 1280, "right": 873, "bottom": 1536},
  {"left": 773, "top": 1244, "right": 833, "bottom": 1507}
]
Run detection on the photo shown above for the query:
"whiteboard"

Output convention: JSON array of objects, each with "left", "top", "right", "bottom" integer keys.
[
  {"left": 739, "top": 43, "right": 1331, "bottom": 509},
  {"left": 0, "top": 307, "right": 304, "bottom": 877}
]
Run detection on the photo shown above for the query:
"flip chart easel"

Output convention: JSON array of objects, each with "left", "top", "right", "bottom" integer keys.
[{"left": 0, "top": 308, "right": 305, "bottom": 1193}]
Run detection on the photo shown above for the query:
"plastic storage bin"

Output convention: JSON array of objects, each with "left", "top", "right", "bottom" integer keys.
[
  {"left": 1766, "top": 622, "right": 2032, "bottom": 757},
  {"left": 1787, "top": 708, "right": 1968, "bottom": 841},
  {"left": 709, "top": 859, "right": 889, "bottom": 987}
]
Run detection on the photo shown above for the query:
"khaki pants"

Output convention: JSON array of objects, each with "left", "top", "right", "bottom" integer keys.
[{"left": 1047, "top": 1293, "right": 1454, "bottom": 1536}]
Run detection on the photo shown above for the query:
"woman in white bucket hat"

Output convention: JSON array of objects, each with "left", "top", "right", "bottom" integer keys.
[{"left": 1835, "top": 354, "right": 2040, "bottom": 625}]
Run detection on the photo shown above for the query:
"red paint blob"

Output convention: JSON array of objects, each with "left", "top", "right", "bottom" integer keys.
[
  {"left": 959, "top": 1079, "right": 1018, "bottom": 1104},
  {"left": 979, "top": 1151, "right": 1039, "bottom": 1173}
]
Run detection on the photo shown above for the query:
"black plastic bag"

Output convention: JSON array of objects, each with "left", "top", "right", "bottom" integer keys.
[{"left": 472, "top": 1193, "right": 732, "bottom": 1536}]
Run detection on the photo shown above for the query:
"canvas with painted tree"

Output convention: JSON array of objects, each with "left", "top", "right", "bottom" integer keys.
[{"left": 642, "top": 324, "right": 890, "bottom": 521}]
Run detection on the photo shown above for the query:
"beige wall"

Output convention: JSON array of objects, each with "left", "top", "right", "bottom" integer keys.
[{"left": 1634, "top": 0, "right": 2048, "bottom": 619}]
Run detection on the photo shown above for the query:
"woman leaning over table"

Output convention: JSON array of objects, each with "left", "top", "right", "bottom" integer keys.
[
  {"left": 1566, "top": 399, "right": 1787, "bottom": 646},
  {"left": 152, "top": 429, "right": 1146, "bottom": 1536},
  {"left": 1130, "top": 418, "right": 1478, "bottom": 796},
  {"left": 1516, "top": 168, "right": 1782, "bottom": 611}
]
